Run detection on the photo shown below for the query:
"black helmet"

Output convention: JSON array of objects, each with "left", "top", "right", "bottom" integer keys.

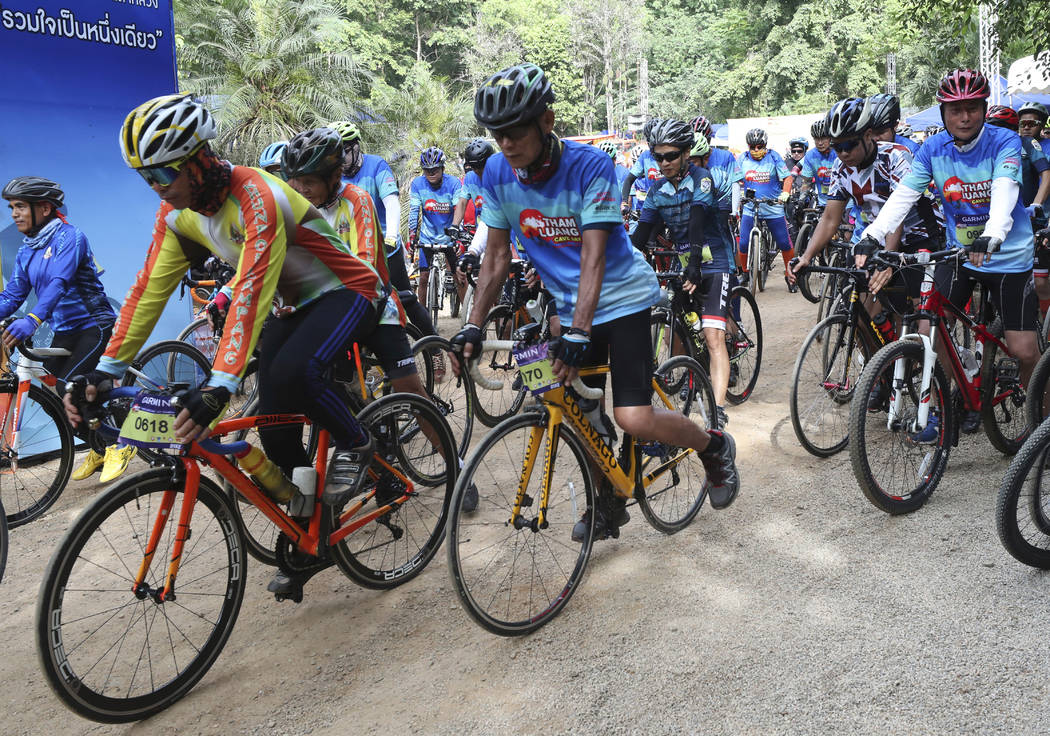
[
  {"left": 474, "top": 63, "right": 554, "bottom": 130},
  {"left": 281, "top": 128, "right": 344, "bottom": 179},
  {"left": 1, "top": 176, "right": 64, "bottom": 207},
  {"left": 745, "top": 128, "right": 768, "bottom": 147},
  {"left": 648, "top": 119, "right": 694, "bottom": 149},
  {"left": 810, "top": 119, "right": 828, "bottom": 139},
  {"left": 642, "top": 117, "right": 664, "bottom": 143},
  {"left": 825, "top": 97, "right": 874, "bottom": 139},
  {"left": 463, "top": 137, "right": 495, "bottom": 168},
  {"left": 868, "top": 93, "right": 901, "bottom": 129}
]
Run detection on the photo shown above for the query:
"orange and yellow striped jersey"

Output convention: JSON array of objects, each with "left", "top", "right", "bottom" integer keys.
[{"left": 100, "top": 167, "right": 384, "bottom": 391}]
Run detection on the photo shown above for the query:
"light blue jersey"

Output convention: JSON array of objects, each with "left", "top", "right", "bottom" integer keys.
[
  {"left": 1021, "top": 136, "right": 1049, "bottom": 207},
  {"left": 343, "top": 154, "right": 399, "bottom": 252},
  {"left": 639, "top": 164, "right": 729, "bottom": 272},
  {"left": 481, "top": 139, "right": 660, "bottom": 325},
  {"left": 409, "top": 174, "right": 460, "bottom": 244},
  {"left": 797, "top": 148, "right": 838, "bottom": 205},
  {"left": 706, "top": 147, "right": 740, "bottom": 211},
  {"left": 734, "top": 150, "right": 791, "bottom": 217},
  {"left": 455, "top": 170, "right": 485, "bottom": 217},
  {"left": 895, "top": 134, "right": 920, "bottom": 155},
  {"left": 630, "top": 149, "right": 660, "bottom": 201},
  {"left": 902, "top": 126, "right": 1032, "bottom": 273}
]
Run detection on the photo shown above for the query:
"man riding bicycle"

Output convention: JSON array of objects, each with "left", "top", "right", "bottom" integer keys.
[
  {"left": 734, "top": 128, "right": 795, "bottom": 283},
  {"left": 451, "top": 63, "right": 740, "bottom": 540},
  {"left": 409, "top": 147, "right": 460, "bottom": 318}
]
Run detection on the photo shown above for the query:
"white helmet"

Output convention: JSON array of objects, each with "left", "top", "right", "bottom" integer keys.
[{"left": 120, "top": 93, "right": 217, "bottom": 168}]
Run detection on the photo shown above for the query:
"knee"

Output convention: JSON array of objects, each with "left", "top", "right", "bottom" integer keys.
[{"left": 613, "top": 405, "right": 651, "bottom": 436}]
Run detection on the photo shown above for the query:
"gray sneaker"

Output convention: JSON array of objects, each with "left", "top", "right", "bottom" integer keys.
[
  {"left": 321, "top": 435, "right": 375, "bottom": 506},
  {"left": 700, "top": 430, "right": 739, "bottom": 510}
]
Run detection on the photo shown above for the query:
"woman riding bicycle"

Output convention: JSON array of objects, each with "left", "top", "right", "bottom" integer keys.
[
  {"left": 0, "top": 177, "right": 125, "bottom": 481},
  {"left": 734, "top": 128, "right": 796, "bottom": 284}
]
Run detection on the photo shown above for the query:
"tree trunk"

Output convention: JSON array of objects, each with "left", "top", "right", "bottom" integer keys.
[{"left": 415, "top": 15, "right": 422, "bottom": 62}]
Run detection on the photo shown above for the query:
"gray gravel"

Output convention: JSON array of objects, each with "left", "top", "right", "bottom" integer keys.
[{"left": 2, "top": 277, "right": 1048, "bottom": 735}]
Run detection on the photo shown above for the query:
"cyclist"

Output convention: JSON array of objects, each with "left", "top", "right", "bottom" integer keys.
[
  {"left": 861, "top": 68, "right": 1040, "bottom": 393},
  {"left": 599, "top": 140, "right": 631, "bottom": 202},
  {"left": 0, "top": 177, "right": 126, "bottom": 482},
  {"left": 692, "top": 115, "right": 743, "bottom": 268},
  {"left": 327, "top": 121, "right": 436, "bottom": 337},
  {"left": 453, "top": 63, "right": 739, "bottom": 540},
  {"left": 1019, "top": 102, "right": 1050, "bottom": 157},
  {"left": 631, "top": 119, "right": 733, "bottom": 427},
  {"left": 793, "top": 119, "right": 837, "bottom": 206},
  {"left": 620, "top": 119, "right": 662, "bottom": 217},
  {"left": 734, "top": 128, "right": 795, "bottom": 283},
  {"left": 868, "top": 93, "right": 918, "bottom": 154},
  {"left": 786, "top": 137, "right": 808, "bottom": 172},
  {"left": 985, "top": 105, "right": 1049, "bottom": 213},
  {"left": 65, "top": 94, "right": 388, "bottom": 522},
  {"left": 257, "top": 141, "right": 287, "bottom": 177},
  {"left": 409, "top": 147, "right": 459, "bottom": 320}
]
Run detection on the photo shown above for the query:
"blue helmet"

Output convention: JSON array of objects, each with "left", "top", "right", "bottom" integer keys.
[
  {"left": 420, "top": 147, "right": 445, "bottom": 169},
  {"left": 789, "top": 137, "right": 809, "bottom": 152},
  {"left": 259, "top": 141, "right": 288, "bottom": 169}
]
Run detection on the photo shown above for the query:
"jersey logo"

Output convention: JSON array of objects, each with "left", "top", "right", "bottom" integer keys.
[
  {"left": 338, "top": 217, "right": 351, "bottom": 236},
  {"left": 817, "top": 166, "right": 831, "bottom": 178},
  {"left": 43, "top": 246, "right": 52, "bottom": 259},
  {"left": 744, "top": 170, "right": 773, "bottom": 184},
  {"left": 700, "top": 177, "right": 712, "bottom": 194},
  {"left": 519, "top": 209, "right": 581, "bottom": 246},
  {"left": 942, "top": 176, "right": 991, "bottom": 205},
  {"left": 423, "top": 198, "right": 452, "bottom": 215},
  {"left": 646, "top": 167, "right": 659, "bottom": 180},
  {"left": 229, "top": 225, "right": 245, "bottom": 244}
]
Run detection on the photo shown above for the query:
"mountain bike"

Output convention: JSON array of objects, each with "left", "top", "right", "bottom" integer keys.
[
  {"left": 446, "top": 332, "right": 716, "bottom": 635},
  {"left": 848, "top": 247, "right": 1027, "bottom": 514},
  {"left": 36, "top": 384, "right": 456, "bottom": 723},
  {"left": 996, "top": 415, "right": 1050, "bottom": 569},
  {"left": 418, "top": 243, "right": 460, "bottom": 327},
  {"left": 741, "top": 189, "right": 784, "bottom": 294}
]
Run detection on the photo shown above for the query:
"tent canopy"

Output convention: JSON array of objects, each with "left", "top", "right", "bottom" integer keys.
[{"left": 905, "top": 75, "right": 1050, "bottom": 129}]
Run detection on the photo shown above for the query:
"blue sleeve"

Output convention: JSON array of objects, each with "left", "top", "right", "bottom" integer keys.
[
  {"left": 579, "top": 153, "right": 623, "bottom": 228},
  {"left": 1029, "top": 141, "right": 1049, "bottom": 173},
  {"left": 800, "top": 152, "right": 817, "bottom": 178},
  {"left": 408, "top": 180, "right": 421, "bottom": 230},
  {"left": 774, "top": 153, "right": 791, "bottom": 181},
  {"left": 639, "top": 196, "right": 661, "bottom": 223},
  {"left": 479, "top": 165, "right": 510, "bottom": 230},
  {"left": 901, "top": 143, "right": 933, "bottom": 193},
  {"left": 993, "top": 135, "right": 1024, "bottom": 184},
  {"left": 691, "top": 172, "right": 715, "bottom": 207},
  {"left": 0, "top": 249, "right": 31, "bottom": 322},
  {"left": 30, "top": 231, "right": 89, "bottom": 324},
  {"left": 629, "top": 156, "right": 644, "bottom": 177},
  {"left": 376, "top": 160, "right": 399, "bottom": 199}
]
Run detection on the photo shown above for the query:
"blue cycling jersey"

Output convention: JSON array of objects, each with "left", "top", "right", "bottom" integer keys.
[
  {"left": 455, "top": 170, "right": 485, "bottom": 218},
  {"left": 735, "top": 150, "right": 791, "bottom": 217},
  {"left": 1040, "top": 138, "right": 1050, "bottom": 158},
  {"left": 481, "top": 139, "right": 660, "bottom": 326},
  {"left": 343, "top": 153, "right": 399, "bottom": 242},
  {"left": 797, "top": 148, "right": 838, "bottom": 205},
  {"left": 902, "top": 126, "right": 1032, "bottom": 273},
  {"left": 1021, "top": 135, "right": 1050, "bottom": 206},
  {"left": 614, "top": 163, "right": 631, "bottom": 203},
  {"left": 706, "top": 147, "right": 740, "bottom": 211},
  {"left": 640, "top": 164, "right": 730, "bottom": 272},
  {"left": 409, "top": 174, "right": 460, "bottom": 245},
  {"left": 895, "top": 134, "right": 920, "bottom": 155},
  {"left": 629, "top": 150, "right": 660, "bottom": 196},
  {"left": 0, "top": 218, "right": 114, "bottom": 333}
]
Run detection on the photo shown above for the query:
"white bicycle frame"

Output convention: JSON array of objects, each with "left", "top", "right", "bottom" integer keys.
[{"left": 885, "top": 251, "right": 940, "bottom": 433}]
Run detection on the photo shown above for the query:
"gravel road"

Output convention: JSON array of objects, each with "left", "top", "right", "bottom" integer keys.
[{"left": 2, "top": 276, "right": 1047, "bottom": 735}]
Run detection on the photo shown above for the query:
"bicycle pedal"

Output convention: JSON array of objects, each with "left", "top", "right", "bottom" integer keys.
[{"left": 997, "top": 357, "right": 1020, "bottom": 383}]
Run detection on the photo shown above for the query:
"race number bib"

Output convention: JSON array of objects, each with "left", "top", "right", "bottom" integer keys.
[
  {"left": 954, "top": 213, "right": 988, "bottom": 248},
  {"left": 119, "top": 391, "right": 182, "bottom": 450},
  {"left": 512, "top": 342, "right": 561, "bottom": 395}
]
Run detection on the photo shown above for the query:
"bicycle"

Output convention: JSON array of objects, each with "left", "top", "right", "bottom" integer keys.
[
  {"left": 789, "top": 261, "right": 895, "bottom": 457},
  {"left": 446, "top": 332, "right": 716, "bottom": 636},
  {"left": 996, "top": 415, "right": 1050, "bottom": 568},
  {"left": 178, "top": 257, "right": 236, "bottom": 309},
  {"left": 417, "top": 243, "right": 460, "bottom": 327},
  {"left": 36, "top": 384, "right": 456, "bottom": 722},
  {"left": 741, "top": 190, "right": 783, "bottom": 293},
  {"left": 792, "top": 195, "right": 826, "bottom": 304},
  {"left": 647, "top": 263, "right": 763, "bottom": 406},
  {"left": 848, "top": 247, "right": 1028, "bottom": 514}
]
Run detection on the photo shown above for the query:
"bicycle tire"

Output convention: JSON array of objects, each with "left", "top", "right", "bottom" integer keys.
[
  {"left": 177, "top": 316, "right": 217, "bottom": 362},
  {"left": 446, "top": 411, "right": 595, "bottom": 636},
  {"left": 650, "top": 308, "right": 696, "bottom": 368},
  {"left": 749, "top": 228, "right": 764, "bottom": 293},
  {"left": 980, "top": 318, "right": 1029, "bottom": 455},
  {"left": 331, "top": 392, "right": 455, "bottom": 588},
  {"left": 1, "top": 383, "right": 75, "bottom": 528},
  {"left": 1040, "top": 305, "right": 1050, "bottom": 355},
  {"left": 725, "top": 286, "right": 762, "bottom": 405},
  {"left": 473, "top": 304, "right": 528, "bottom": 427},
  {"left": 848, "top": 340, "right": 953, "bottom": 514},
  {"left": 1025, "top": 348, "right": 1050, "bottom": 428},
  {"left": 411, "top": 335, "right": 474, "bottom": 458},
  {"left": 815, "top": 250, "right": 845, "bottom": 325},
  {"left": 760, "top": 229, "right": 774, "bottom": 292},
  {"left": 794, "top": 224, "right": 820, "bottom": 303},
  {"left": 790, "top": 314, "right": 862, "bottom": 457},
  {"left": 428, "top": 264, "right": 441, "bottom": 328},
  {"left": 36, "top": 468, "right": 246, "bottom": 723},
  {"left": 636, "top": 356, "right": 713, "bottom": 532},
  {"left": 124, "top": 339, "right": 211, "bottom": 393},
  {"left": 995, "top": 417, "right": 1050, "bottom": 568},
  {"left": 0, "top": 498, "right": 7, "bottom": 584}
]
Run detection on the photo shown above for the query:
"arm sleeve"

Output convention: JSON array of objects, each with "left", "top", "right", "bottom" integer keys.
[
  {"left": 468, "top": 219, "right": 489, "bottom": 257},
  {"left": 0, "top": 251, "right": 32, "bottom": 322},
  {"left": 984, "top": 177, "right": 1019, "bottom": 243},
  {"left": 621, "top": 172, "right": 638, "bottom": 203},
  {"left": 630, "top": 218, "right": 657, "bottom": 250},
  {"left": 731, "top": 182, "right": 742, "bottom": 213},
  {"left": 688, "top": 203, "right": 716, "bottom": 246},
  {"left": 26, "top": 229, "right": 90, "bottom": 324},
  {"left": 382, "top": 192, "right": 400, "bottom": 241},
  {"left": 408, "top": 184, "right": 420, "bottom": 231},
  {"left": 479, "top": 166, "right": 511, "bottom": 230}
]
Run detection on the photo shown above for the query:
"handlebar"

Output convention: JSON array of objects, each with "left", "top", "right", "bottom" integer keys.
[
  {"left": 16, "top": 344, "right": 70, "bottom": 362},
  {"left": 870, "top": 247, "right": 967, "bottom": 269},
  {"left": 467, "top": 340, "right": 603, "bottom": 400}
]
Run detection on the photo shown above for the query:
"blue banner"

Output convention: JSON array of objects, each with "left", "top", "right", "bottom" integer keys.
[{"left": 0, "top": 0, "right": 185, "bottom": 337}]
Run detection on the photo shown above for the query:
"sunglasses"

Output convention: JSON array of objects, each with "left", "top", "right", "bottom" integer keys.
[
  {"left": 1020, "top": 120, "right": 1045, "bottom": 129},
  {"left": 137, "top": 163, "right": 184, "bottom": 187},
  {"left": 651, "top": 150, "right": 685, "bottom": 163},
  {"left": 423, "top": 167, "right": 444, "bottom": 174},
  {"left": 832, "top": 138, "right": 861, "bottom": 154},
  {"left": 749, "top": 145, "right": 766, "bottom": 151}
]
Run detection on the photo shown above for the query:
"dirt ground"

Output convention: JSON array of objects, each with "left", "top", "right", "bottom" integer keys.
[{"left": 3, "top": 276, "right": 1049, "bottom": 735}]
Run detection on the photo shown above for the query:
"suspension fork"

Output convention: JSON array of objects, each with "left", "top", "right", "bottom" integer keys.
[{"left": 889, "top": 261, "right": 938, "bottom": 432}]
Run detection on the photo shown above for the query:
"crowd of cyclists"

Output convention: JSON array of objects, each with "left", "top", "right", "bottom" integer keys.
[{"left": 4, "top": 59, "right": 1050, "bottom": 711}]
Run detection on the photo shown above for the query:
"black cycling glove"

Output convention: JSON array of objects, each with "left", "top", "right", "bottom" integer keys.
[
  {"left": 66, "top": 370, "right": 119, "bottom": 429},
  {"left": 458, "top": 252, "right": 480, "bottom": 275},
  {"left": 853, "top": 235, "right": 880, "bottom": 258},
  {"left": 450, "top": 323, "right": 484, "bottom": 357},
  {"left": 970, "top": 236, "right": 1002, "bottom": 255},
  {"left": 553, "top": 328, "right": 590, "bottom": 367},
  {"left": 175, "top": 385, "right": 230, "bottom": 429},
  {"left": 683, "top": 245, "right": 704, "bottom": 285}
]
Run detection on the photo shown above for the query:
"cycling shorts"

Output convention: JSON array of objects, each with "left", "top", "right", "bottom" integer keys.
[
  {"left": 1034, "top": 248, "right": 1050, "bottom": 279},
  {"left": 417, "top": 244, "right": 454, "bottom": 271},
  {"left": 697, "top": 272, "right": 731, "bottom": 331},
  {"left": 934, "top": 262, "right": 1039, "bottom": 332},
  {"left": 580, "top": 309, "right": 654, "bottom": 408},
  {"left": 45, "top": 325, "right": 112, "bottom": 390},
  {"left": 362, "top": 324, "right": 417, "bottom": 380}
]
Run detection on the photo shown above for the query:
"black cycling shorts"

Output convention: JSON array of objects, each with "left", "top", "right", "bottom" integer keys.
[
  {"left": 362, "top": 324, "right": 417, "bottom": 380},
  {"left": 697, "top": 271, "right": 731, "bottom": 331},
  {"left": 934, "top": 262, "right": 1039, "bottom": 332},
  {"left": 581, "top": 309, "right": 654, "bottom": 408}
]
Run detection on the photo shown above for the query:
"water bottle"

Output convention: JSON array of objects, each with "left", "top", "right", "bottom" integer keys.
[
  {"left": 683, "top": 311, "right": 703, "bottom": 334},
  {"left": 958, "top": 346, "right": 979, "bottom": 381},
  {"left": 288, "top": 466, "right": 318, "bottom": 517},
  {"left": 526, "top": 299, "right": 544, "bottom": 323},
  {"left": 870, "top": 311, "right": 894, "bottom": 343},
  {"left": 576, "top": 395, "right": 614, "bottom": 447},
  {"left": 238, "top": 445, "right": 297, "bottom": 503}
]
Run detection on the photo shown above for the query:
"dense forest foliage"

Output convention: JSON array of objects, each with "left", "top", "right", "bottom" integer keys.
[{"left": 174, "top": 0, "right": 1044, "bottom": 168}]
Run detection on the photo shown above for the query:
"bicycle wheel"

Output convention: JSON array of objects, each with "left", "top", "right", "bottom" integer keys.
[
  {"left": 848, "top": 340, "right": 953, "bottom": 514},
  {"left": 37, "top": 468, "right": 246, "bottom": 723},
  {"left": 428, "top": 265, "right": 441, "bottom": 328},
  {"left": 1, "top": 383, "right": 75, "bottom": 528},
  {"left": 649, "top": 308, "right": 695, "bottom": 368},
  {"left": 177, "top": 316, "right": 217, "bottom": 362},
  {"left": 815, "top": 250, "right": 845, "bottom": 324},
  {"left": 725, "top": 286, "right": 762, "bottom": 405},
  {"left": 1026, "top": 348, "right": 1050, "bottom": 428},
  {"left": 446, "top": 411, "right": 595, "bottom": 636},
  {"left": 473, "top": 304, "right": 528, "bottom": 427},
  {"left": 124, "top": 339, "right": 210, "bottom": 393},
  {"left": 996, "top": 417, "right": 1050, "bottom": 568},
  {"left": 331, "top": 393, "right": 455, "bottom": 588},
  {"left": 412, "top": 335, "right": 474, "bottom": 458},
  {"left": 790, "top": 314, "right": 864, "bottom": 457},
  {"left": 636, "top": 356, "right": 714, "bottom": 532},
  {"left": 0, "top": 497, "right": 7, "bottom": 584},
  {"left": 980, "top": 319, "right": 1029, "bottom": 455},
  {"left": 1040, "top": 303, "right": 1050, "bottom": 355},
  {"left": 748, "top": 228, "right": 764, "bottom": 293}
]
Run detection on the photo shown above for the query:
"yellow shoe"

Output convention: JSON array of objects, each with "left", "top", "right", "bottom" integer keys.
[
  {"left": 71, "top": 449, "right": 105, "bottom": 481},
  {"left": 99, "top": 445, "right": 138, "bottom": 483}
]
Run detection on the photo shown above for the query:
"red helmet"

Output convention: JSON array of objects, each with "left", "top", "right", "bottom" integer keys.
[
  {"left": 936, "top": 68, "right": 990, "bottom": 103},
  {"left": 985, "top": 104, "right": 1019, "bottom": 131}
]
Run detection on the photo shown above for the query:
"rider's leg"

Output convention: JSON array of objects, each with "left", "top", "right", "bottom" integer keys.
[
  {"left": 698, "top": 272, "right": 731, "bottom": 409},
  {"left": 765, "top": 215, "right": 795, "bottom": 268},
  {"left": 738, "top": 213, "right": 754, "bottom": 273},
  {"left": 387, "top": 247, "right": 436, "bottom": 336}
]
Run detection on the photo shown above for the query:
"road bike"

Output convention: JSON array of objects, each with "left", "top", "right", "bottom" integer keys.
[
  {"left": 417, "top": 243, "right": 460, "bottom": 326},
  {"left": 36, "top": 384, "right": 456, "bottom": 722},
  {"left": 446, "top": 331, "right": 716, "bottom": 635}
]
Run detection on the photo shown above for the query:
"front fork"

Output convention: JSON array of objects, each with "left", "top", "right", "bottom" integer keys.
[
  {"left": 132, "top": 458, "right": 200, "bottom": 603},
  {"left": 887, "top": 332, "right": 938, "bottom": 433}
]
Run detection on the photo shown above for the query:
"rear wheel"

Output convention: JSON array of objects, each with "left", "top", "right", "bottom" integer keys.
[
  {"left": 124, "top": 340, "right": 210, "bottom": 393},
  {"left": 748, "top": 228, "right": 764, "bottom": 293},
  {"left": 725, "top": 286, "right": 762, "bottom": 405},
  {"left": 980, "top": 319, "right": 1029, "bottom": 455},
  {"left": 411, "top": 335, "right": 474, "bottom": 458}
]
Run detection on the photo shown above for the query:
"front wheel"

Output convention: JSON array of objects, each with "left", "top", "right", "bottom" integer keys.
[
  {"left": 412, "top": 335, "right": 474, "bottom": 458},
  {"left": 725, "top": 286, "right": 762, "bottom": 405},
  {"left": 446, "top": 411, "right": 595, "bottom": 636},
  {"left": 848, "top": 340, "right": 953, "bottom": 514},
  {"left": 996, "top": 418, "right": 1050, "bottom": 568},
  {"left": 748, "top": 228, "right": 764, "bottom": 293},
  {"left": 36, "top": 469, "right": 246, "bottom": 723}
]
